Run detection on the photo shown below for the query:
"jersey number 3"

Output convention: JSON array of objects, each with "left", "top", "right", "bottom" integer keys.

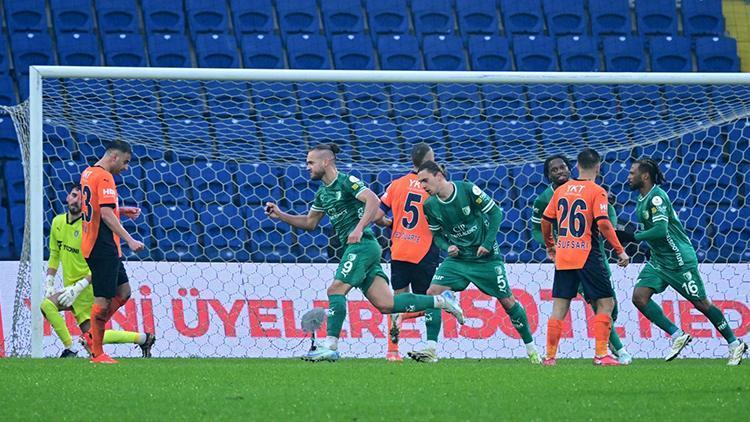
[
  {"left": 402, "top": 192, "right": 422, "bottom": 230},
  {"left": 557, "top": 198, "right": 587, "bottom": 238},
  {"left": 83, "top": 185, "right": 93, "bottom": 222}
]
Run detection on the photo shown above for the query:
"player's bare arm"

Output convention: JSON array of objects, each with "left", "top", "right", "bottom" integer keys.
[
  {"left": 119, "top": 206, "right": 142, "bottom": 220},
  {"left": 100, "top": 206, "right": 144, "bottom": 252},
  {"left": 349, "top": 188, "right": 380, "bottom": 244},
  {"left": 265, "top": 202, "right": 324, "bottom": 231}
]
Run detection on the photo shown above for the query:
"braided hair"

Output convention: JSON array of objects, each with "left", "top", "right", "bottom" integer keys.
[{"left": 635, "top": 158, "right": 665, "bottom": 185}]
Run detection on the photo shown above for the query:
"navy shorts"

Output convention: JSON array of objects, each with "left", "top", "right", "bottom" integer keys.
[
  {"left": 86, "top": 256, "right": 129, "bottom": 298},
  {"left": 390, "top": 249, "right": 439, "bottom": 294},
  {"left": 553, "top": 255, "right": 613, "bottom": 301}
]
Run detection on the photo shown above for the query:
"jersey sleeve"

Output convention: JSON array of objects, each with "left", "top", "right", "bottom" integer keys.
[
  {"left": 311, "top": 190, "right": 325, "bottom": 213},
  {"left": 97, "top": 174, "right": 117, "bottom": 206},
  {"left": 342, "top": 174, "right": 370, "bottom": 199},
  {"left": 607, "top": 203, "right": 617, "bottom": 226},
  {"left": 530, "top": 195, "right": 547, "bottom": 244},
  {"left": 380, "top": 182, "right": 393, "bottom": 211},
  {"left": 48, "top": 217, "right": 60, "bottom": 270},
  {"left": 647, "top": 192, "right": 670, "bottom": 224},
  {"left": 467, "top": 182, "right": 496, "bottom": 214},
  {"left": 591, "top": 187, "right": 610, "bottom": 222}
]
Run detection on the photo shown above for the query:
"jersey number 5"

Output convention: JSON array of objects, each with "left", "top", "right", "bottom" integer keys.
[
  {"left": 82, "top": 185, "right": 93, "bottom": 222},
  {"left": 557, "top": 198, "right": 587, "bottom": 238},
  {"left": 402, "top": 192, "right": 422, "bottom": 230}
]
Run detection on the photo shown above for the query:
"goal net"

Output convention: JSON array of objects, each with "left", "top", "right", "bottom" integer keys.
[{"left": 3, "top": 68, "right": 750, "bottom": 358}]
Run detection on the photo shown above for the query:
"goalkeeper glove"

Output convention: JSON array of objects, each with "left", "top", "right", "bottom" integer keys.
[
  {"left": 615, "top": 230, "right": 637, "bottom": 244},
  {"left": 44, "top": 275, "right": 56, "bottom": 298},
  {"left": 59, "top": 278, "right": 89, "bottom": 307}
]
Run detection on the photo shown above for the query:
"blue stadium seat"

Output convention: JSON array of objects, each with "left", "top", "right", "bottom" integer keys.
[
  {"left": 482, "top": 85, "right": 528, "bottom": 120},
  {"left": 276, "top": 0, "right": 322, "bottom": 39},
  {"left": 0, "top": 116, "right": 20, "bottom": 159},
  {"left": 366, "top": 0, "right": 410, "bottom": 39},
  {"left": 117, "top": 164, "right": 146, "bottom": 203},
  {"left": 142, "top": 0, "right": 186, "bottom": 34},
  {"left": 332, "top": 34, "right": 376, "bottom": 70},
  {"left": 247, "top": 206, "right": 294, "bottom": 262},
  {"left": 96, "top": 0, "right": 140, "bottom": 34},
  {"left": 679, "top": 126, "right": 722, "bottom": 162},
  {"left": 0, "top": 34, "right": 10, "bottom": 76},
  {"left": 500, "top": 0, "right": 544, "bottom": 35},
  {"left": 282, "top": 165, "right": 317, "bottom": 205},
  {"left": 9, "top": 204, "right": 24, "bottom": 256},
  {"left": 528, "top": 84, "right": 572, "bottom": 119},
  {"left": 557, "top": 35, "right": 600, "bottom": 71},
  {"left": 152, "top": 205, "right": 201, "bottom": 260},
  {"left": 50, "top": 0, "right": 94, "bottom": 34},
  {"left": 199, "top": 204, "right": 249, "bottom": 260},
  {"left": 468, "top": 35, "right": 511, "bottom": 71},
  {"left": 632, "top": 140, "right": 676, "bottom": 162},
  {"left": 253, "top": 82, "right": 297, "bottom": 118},
  {"left": 465, "top": 166, "right": 512, "bottom": 206},
  {"left": 236, "top": 163, "right": 282, "bottom": 206},
  {"left": 603, "top": 36, "right": 646, "bottom": 72},
  {"left": 258, "top": 118, "right": 306, "bottom": 162},
  {"left": 390, "top": 83, "right": 435, "bottom": 118},
  {"left": 397, "top": 118, "right": 446, "bottom": 157},
  {"left": 587, "top": 120, "right": 631, "bottom": 155},
  {"left": 231, "top": 0, "right": 274, "bottom": 36},
  {"left": 211, "top": 118, "right": 259, "bottom": 158},
  {"left": 0, "top": 78, "right": 17, "bottom": 106},
  {"left": 540, "top": 120, "right": 585, "bottom": 157},
  {"left": 113, "top": 80, "right": 159, "bottom": 118},
  {"left": 297, "top": 82, "right": 342, "bottom": 118},
  {"left": 321, "top": 0, "right": 365, "bottom": 37},
  {"left": 619, "top": 84, "right": 663, "bottom": 117},
  {"left": 344, "top": 83, "right": 390, "bottom": 119},
  {"left": 144, "top": 161, "right": 190, "bottom": 205},
  {"left": 682, "top": 0, "right": 725, "bottom": 37},
  {"left": 696, "top": 36, "right": 740, "bottom": 72},
  {"left": 412, "top": 0, "right": 455, "bottom": 38},
  {"left": 287, "top": 34, "right": 331, "bottom": 69},
  {"left": 4, "top": 0, "right": 47, "bottom": 34},
  {"left": 186, "top": 0, "right": 230, "bottom": 36},
  {"left": 727, "top": 119, "right": 750, "bottom": 162},
  {"left": 456, "top": 0, "right": 500, "bottom": 37},
  {"left": 195, "top": 34, "right": 240, "bottom": 68},
  {"left": 241, "top": 34, "right": 285, "bottom": 69},
  {"left": 57, "top": 32, "right": 101, "bottom": 66},
  {"left": 378, "top": 35, "right": 424, "bottom": 70},
  {"left": 188, "top": 162, "right": 237, "bottom": 204},
  {"left": 148, "top": 34, "right": 192, "bottom": 67},
  {"left": 164, "top": 119, "right": 212, "bottom": 156},
  {"left": 11, "top": 32, "right": 55, "bottom": 77},
  {"left": 423, "top": 35, "right": 467, "bottom": 71},
  {"left": 513, "top": 35, "right": 557, "bottom": 71},
  {"left": 103, "top": 33, "right": 147, "bottom": 66},
  {"left": 353, "top": 119, "right": 401, "bottom": 163},
  {"left": 205, "top": 82, "right": 251, "bottom": 119},
  {"left": 0, "top": 207, "right": 11, "bottom": 259},
  {"left": 650, "top": 36, "right": 692, "bottom": 72},
  {"left": 692, "top": 164, "right": 738, "bottom": 206},
  {"left": 573, "top": 85, "right": 616, "bottom": 119},
  {"left": 636, "top": 0, "right": 677, "bottom": 36},
  {"left": 159, "top": 80, "right": 206, "bottom": 118},
  {"left": 542, "top": 0, "right": 585, "bottom": 36},
  {"left": 437, "top": 84, "right": 481, "bottom": 120},
  {"left": 588, "top": 0, "right": 631, "bottom": 37},
  {"left": 446, "top": 120, "right": 493, "bottom": 162},
  {"left": 295, "top": 229, "right": 331, "bottom": 263},
  {"left": 306, "top": 119, "right": 352, "bottom": 158},
  {"left": 512, "top": 164, "right": 546, "bottom": 205},
  {"left": 4, "top": 160, "right": 25, "bottom": 204}
]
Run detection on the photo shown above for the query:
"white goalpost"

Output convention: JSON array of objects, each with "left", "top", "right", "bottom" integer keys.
[{"left": 3, "top": 66, "right": 749, "bottom": 358}]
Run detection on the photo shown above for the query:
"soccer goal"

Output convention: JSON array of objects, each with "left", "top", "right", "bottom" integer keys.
[{"left": 3, "top": 67, "right": 750, "bottom": 358}]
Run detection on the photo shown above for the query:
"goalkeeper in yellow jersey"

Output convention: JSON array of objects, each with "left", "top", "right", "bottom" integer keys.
[{"left": 42, "top": 183, "right": 155, "bottom": 358}]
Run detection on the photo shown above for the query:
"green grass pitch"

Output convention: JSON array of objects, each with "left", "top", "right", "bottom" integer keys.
[{"left": 1, "top": 358, "right": 747, "bottom": 421}]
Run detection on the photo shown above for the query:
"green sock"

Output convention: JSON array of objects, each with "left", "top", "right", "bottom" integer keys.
[
  {"left": 705, "top": 305, "right": 737, "bottom": 344},
  {"left": 609, "top": 326, "right": 624, "bottom": 352},
  {"left": 392, "top": 293, "right": 435, "bottom": 313},
  {"left": 640, "top": 300, "right": 679, "bottom": 335},
  {"left": 506, "top": 302, "right": 534, "bottom": 344},
  {"left": 103, "top": 330, "right": 142, "bottom": 344},
  {"left": 425, "top": 308, "right": 442, "bottom": 342},
  {"left": 326, "top": 295, "right": 347, "bottom": 338},
  {"left": 41, "top": 298, "right": 72, "bottom": 348}
]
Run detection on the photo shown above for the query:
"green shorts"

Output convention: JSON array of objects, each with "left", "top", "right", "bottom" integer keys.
[
  {"left": 334, "top": 239, "right": 388, "bottom": 293},
  {"left": 431, "top": 257, "right": 512, "bottom": 299},
  {"left": 70, "top": 284, "right": 94, "bottom": 325},
  {"left": 635, "top": 262, "right": 706, "bottom": 300}
]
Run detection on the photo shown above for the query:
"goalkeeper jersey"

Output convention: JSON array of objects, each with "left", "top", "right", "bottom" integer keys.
[{"left": 48, "top": 213, "right": 91, "bottom": 286}]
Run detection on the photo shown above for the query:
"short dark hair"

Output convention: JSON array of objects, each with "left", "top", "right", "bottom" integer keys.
[
  {"left": 634, "top": 158, "right": 666, "bottom": 184},
  {"left": 106, "top": 140, "right": 132, "bottom": 154},
  {"left": 543, "top": 154, "right": 571, "bottom": 180},
  {"left": 68, "top": 183, "right": 81, "bottom": 193},
  {"left": 417, "top": 160, "right": 447, "bottom": 178},
  {"left": 411, "top": 142, "right": 432, "bottom": 168},
  {"left": 310, "top": 143, "right": 341, "bottom": 156},
  {"left": 577, "top": 148, "right": 601, "bottom": 170}
]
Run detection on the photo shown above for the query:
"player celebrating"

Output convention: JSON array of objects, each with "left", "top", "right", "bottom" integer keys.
[
  {"left": 412, "top": 161, "right": 541, "bottom": 364},
  {"left": 531, "top": 155, "right": 632, "bottom": 365},
  {"left": 264, "top": 144, "right": 463, "bottom": 362},
  {"left": 378, "top": 142, "right": 440, "bottom": 361},
  {"left": 80, "top": 140, "right": 146, "bottom": 364},
  {"left": 42, "top": 184, "right": 155, "bottom": 358},
  {"left": 541, "top": 149, "right": 629, "bottom": 366},
  {"left": 619, "top": 158, "right": 747, "bottom": 365}
]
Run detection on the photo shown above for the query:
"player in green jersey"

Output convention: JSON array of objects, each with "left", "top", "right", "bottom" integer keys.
[
  {"left": 531, "top": 155, "right": 632, "bottom": 364},
  {"left": 42, "top": 184, "right": 155, "bottom": 358},
  {"left": 265, "top": 144, "right": 464, "bottom": 362},
  {"left": 408, "top": 161, "right": 541, "bottom": 364},
  {"left": 619, "top": 158, "right": 746, "bottom": 365}
]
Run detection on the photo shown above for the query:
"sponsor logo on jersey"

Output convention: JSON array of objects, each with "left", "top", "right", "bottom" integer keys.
[
  {"left": 74, "top": 230, "right": 79, "bottom": 238},
  {"left": 471, "top": 185, "right": 483, "bottom": 196},
  {"left": 652, "top": 196, "right": 663, "bottom": 206},
  {"left": 462, "top": 206, "right": 471, "bottom": 215},
  {"left": 103, "top": 188, "right": 116, "bottom": 196}
]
